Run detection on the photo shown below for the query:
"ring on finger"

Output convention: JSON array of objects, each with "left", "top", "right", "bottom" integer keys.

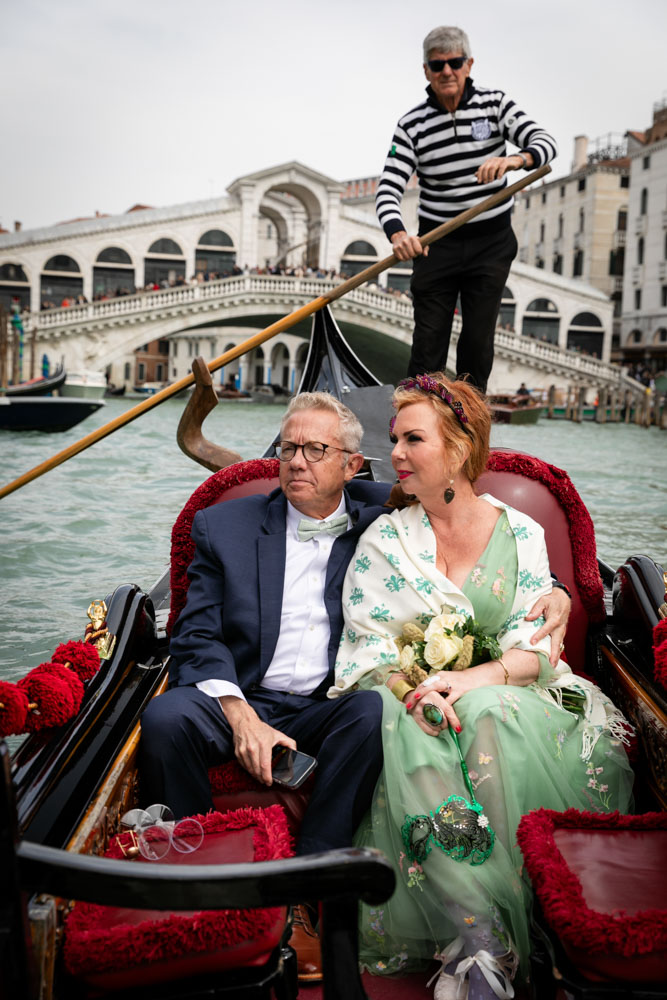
[{"left": 422, "top": 702, "right": 444, "bottom": 727}]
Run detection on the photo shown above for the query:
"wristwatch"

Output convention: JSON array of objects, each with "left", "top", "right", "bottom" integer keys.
[
  {"left": 551, "top": 580, "right": 571, "bottom": 600},
  {"left": 515, "top": 152, "right": 529, "bottom": 169}
]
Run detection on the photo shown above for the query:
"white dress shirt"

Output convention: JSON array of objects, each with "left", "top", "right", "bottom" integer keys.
[{"left": 196, "top": 495, "right": 348, "bottom": 704}]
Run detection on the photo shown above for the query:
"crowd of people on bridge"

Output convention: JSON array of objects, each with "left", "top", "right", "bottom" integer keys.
[{"left": 35, "top": 264, "right": 413, "bottom": 312}]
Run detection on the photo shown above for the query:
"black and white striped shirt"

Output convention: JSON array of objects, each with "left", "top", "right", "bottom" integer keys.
[{"left": 376, "top": 79, "right": 557, "bottom": 239}]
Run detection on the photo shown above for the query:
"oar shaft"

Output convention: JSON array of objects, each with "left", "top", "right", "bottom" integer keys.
[
  {"left": 0, "top": 164, "right": 549, "bottom": 500},
  {"left": 0, "top": 302, "right": 329, "bottom": 500}
]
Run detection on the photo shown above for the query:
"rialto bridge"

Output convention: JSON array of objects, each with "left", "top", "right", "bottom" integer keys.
[
  {"left": 0, "top": 158, "right": 633, "bottom": 395},
  {"left": 28, "top": 269, "right": 633, "bottom": 397}
]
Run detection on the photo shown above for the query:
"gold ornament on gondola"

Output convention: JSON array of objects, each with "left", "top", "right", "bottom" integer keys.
[{"left": 86, "top": 600, "right": 116, "bottom": 660}]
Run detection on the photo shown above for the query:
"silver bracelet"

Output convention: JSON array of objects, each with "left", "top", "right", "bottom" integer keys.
[{"left": 516, "top": 152, "right": 529, "bottom": 169}]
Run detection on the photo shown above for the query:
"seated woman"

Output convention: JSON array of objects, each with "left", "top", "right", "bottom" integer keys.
[{"left": 329, "top": 374, "right": 633, "bottom": 1000}]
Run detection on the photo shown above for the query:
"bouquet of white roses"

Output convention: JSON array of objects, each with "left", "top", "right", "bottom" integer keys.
[{"left": 396, "top": 607, "right": 502, "bottom": 687}]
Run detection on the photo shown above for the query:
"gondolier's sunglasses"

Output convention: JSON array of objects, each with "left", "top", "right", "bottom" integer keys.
[
  {"left": 275, "top": 440, "right": 351, "bottom": 463},
  {"left": 427, "top": 56, "right": 468, "bottom": 72}
]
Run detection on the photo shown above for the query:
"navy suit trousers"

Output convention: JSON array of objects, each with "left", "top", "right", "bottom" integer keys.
[{"left": 139, "top": 685, "right": 384, "bottom": 855}]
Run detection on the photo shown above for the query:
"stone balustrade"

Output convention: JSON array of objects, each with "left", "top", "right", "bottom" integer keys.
[{"left": 28, "top": 273, "right": 629, "bottom": 391}]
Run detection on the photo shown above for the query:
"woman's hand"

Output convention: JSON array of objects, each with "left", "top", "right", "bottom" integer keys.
[
  {"left": 526, "top": 587, "right": 571, "bottom": 666},
  {"left": 405, "top": 670, "right": 467, "bottom": 736}
]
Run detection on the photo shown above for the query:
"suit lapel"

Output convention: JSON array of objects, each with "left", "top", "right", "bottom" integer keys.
[{"left": 257, "top": 492, "right": 287, "bottom": 673}]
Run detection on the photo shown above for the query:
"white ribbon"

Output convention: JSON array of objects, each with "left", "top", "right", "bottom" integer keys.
[
  {"left": 453, "top": 950, "right": 516, "bottom": 999},
  {"left": 427, "top": 936, "right": 465, "bottom": 997}
]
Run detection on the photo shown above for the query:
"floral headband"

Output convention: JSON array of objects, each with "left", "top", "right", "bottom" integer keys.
[{"left": 393, "top": 375, "right": 473, "bottom": 437}]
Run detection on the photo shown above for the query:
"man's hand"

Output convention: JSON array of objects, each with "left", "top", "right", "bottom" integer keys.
[
  {"left": 390, "top": 230, "right": 428, "bottom": 261},
  {"left": 219, "top": 696, "right": 296, "bottom": 785},
  {"left": 525, "top": 588, "right": 571, "bottom": 666},
  {"left": 476, "top": 154, "right": 531, "bottom": 183}
]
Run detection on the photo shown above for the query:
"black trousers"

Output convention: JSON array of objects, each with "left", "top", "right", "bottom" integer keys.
[
  {"left": 139, "top": 684, "right": 384, "bottom": 855},
  {"left": 408, "top": 224, "right": 518, "bottom": 391}
]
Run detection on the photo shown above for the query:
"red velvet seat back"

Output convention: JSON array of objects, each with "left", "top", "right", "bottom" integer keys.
[
  {"left": 168, "top": 459, "right": 280, "bottom": 635},
  {"left": 476, "top": 450, "right": 604, "bottom": 672}
]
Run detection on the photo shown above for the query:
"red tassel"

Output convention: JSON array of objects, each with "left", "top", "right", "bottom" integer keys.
[
  {"left": 0, "top": 681, "right": 30, "bottom": 738},
  {"left": 52, "top": 640, "right": 101, "bottom": 682},
  {"left": 18, "top": 664, "right": 83, "bottom": 731}
]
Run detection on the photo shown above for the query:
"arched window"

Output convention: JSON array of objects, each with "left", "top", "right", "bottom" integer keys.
[
  {"left": 344, "top": 240, "right": 377, "bottom": 256},
  {"left": 629, "top": 329, "right": 642, "bottom": 344},
  {"left": 522, "top": 298, "right": 560, "bottom": 343},
  {"left": 44, "top": 254, "right": 81, "bottom": 272},
  {"left": 567, "top": 311, "right": 604, "bottom": 355},
  {"left": 617, "top": 208, "right": 627, "bottom": 231},
  {"left": 96, "top": 247, "right": 133, "bottom": 264},
  {"left": 637, "top": 237, "right": 644, "bottom": 266},
  {"left": 527, "top": 298, "right": 557, "bottom": 313},
  {"left": 654, "top": 328, "right": 667, "bottom": 345},
  {"left": 144, "top": 238, "right": 186, "bottom": 287},
  {"left": 340, "top": 239, "right": 379, "bottom": 280},
  {"left": 195, "top": 229, "right": 236, "bottom": 276},
  {"left": 573, "top": 250, "right": 584, "bottom": 277},
  {"left": 578, "top": 208, "right": 585, "bottom": 233},
  {"left": 148, "top": 238, "right": 184, "bottom": 255},
  {"left": 198, "top": 229, "right": 233, "bottom": 247},
  {"left": 0, "top": 262, "right": 28, "bottom": 282},
  {"left": 94, "top": 247, "right": 135, "bottom": 298},
  {"left": 640, "top": 188, "right": 648, "bottom": 215},
  {"left": 40, "top": 255, "right": 83, "bottom": 308},
  {"left": 0, "top": 262, "right": 30, "bottom": 312},
  {"left": 499, "top": 286, "right": 515, "bottom": 330}
]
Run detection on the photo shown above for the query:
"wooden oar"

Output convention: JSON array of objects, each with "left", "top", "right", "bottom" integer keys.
[{"left": 0, "top": 163, "right": 550, "bottom": 500}]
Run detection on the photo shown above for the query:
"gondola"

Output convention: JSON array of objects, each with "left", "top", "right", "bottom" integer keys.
[
  {"left": 3, "top": 170, "right": 667, "bottom": 999},
  {"left": 0, "top": 394, "right": 106, "bottom": 431},
  {"left": 4, "top": 363, "right": 67, "bottom": 397}
]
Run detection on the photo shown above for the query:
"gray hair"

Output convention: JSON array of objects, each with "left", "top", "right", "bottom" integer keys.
[
  {"left": 423, "top": 26, "right": 471, "bottom": 62},
  {"left": 281, "top": 391, "right": 364, "bottom": 453}
]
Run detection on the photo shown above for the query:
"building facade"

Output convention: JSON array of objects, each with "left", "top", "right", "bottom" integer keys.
[
  {"left": 619, "top": 100, "right": 667, "bottom": 374},
  {"left": 512, "top": 135, "right": 629, "bottom": 344}
]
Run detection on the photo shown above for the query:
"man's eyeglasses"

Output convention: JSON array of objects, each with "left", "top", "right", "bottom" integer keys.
[
  {"left": 275, "top": 440, "right": 350, "bottom": 463},
  {"left": 427, "top": 56, "right": 467, "bottom": 72}
]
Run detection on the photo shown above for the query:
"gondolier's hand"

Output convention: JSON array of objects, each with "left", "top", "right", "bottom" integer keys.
[
  {"left": 390, "top": 230, "right": 428, "bottom": 260},
  {"left": 219, "top": 696, "right": 296, "bottom": 785},
  {"left": 476, "top": 153, "right": 533, "bottom": 183},
  {"left": 525, "top": 587, "right": 571, "bottom": 666}
]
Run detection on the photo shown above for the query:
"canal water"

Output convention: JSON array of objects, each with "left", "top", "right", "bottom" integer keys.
[{"left": 1, "top": 396, "right": 666, "bottom": 683}]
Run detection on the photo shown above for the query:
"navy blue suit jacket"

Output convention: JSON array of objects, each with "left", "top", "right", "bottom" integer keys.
[{"left": 169, "top": 480, "right": 391, "bottom": 692}]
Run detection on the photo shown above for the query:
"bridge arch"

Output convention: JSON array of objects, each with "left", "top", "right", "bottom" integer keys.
[{"left": 40, "top": 253, "right": 84, "bottom": 308}]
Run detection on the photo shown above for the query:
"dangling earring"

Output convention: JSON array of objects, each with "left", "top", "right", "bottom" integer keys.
[{"left": 444, "top": 479, "right": 455, "bottom": 504}]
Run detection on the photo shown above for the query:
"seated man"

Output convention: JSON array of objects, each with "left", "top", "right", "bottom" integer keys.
[{"left": 140, "top": 390, "right": 570, "bottom": 979}]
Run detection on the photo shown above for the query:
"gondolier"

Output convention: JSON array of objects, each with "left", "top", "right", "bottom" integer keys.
[{"left": 377, "top": 25, "right": 557, "bottom": 389}]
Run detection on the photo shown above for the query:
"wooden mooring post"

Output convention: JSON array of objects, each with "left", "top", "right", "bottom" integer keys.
[
  {"left": 547, "top": 384, "right": 556, "bottom": 419},
  {"left": 0, "top": 305, "right": 7, "bottom": 393},
  {"left": 595, "top": 386, "right": 607, "bottom": 423}
]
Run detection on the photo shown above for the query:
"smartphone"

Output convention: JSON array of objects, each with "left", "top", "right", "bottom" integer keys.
[{"left": 271, "top": 747, "right": 318, "bottom": 789}]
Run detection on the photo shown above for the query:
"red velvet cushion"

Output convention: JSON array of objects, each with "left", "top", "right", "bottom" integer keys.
[
  {"left": 64, "top": 805, "right": 293, "bottom": 992},
  {"left": 517, "top": 808, "right": 667, "bottom": 984},
  {"left": 209, "top": 760, "right": 313, "bottom": 838}
]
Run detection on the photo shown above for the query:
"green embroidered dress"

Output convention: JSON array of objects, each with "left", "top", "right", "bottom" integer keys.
[{"left": 330, "top": 498, "right": 633, "bottom": 976}]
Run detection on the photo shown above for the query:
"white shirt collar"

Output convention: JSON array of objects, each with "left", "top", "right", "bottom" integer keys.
[{"left": 286, "top": 495, "right": 348, "bottom": 539}]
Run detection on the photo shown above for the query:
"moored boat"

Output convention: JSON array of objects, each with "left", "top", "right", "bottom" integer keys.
[
  {"left": 488, "top": 393, "right": 541, "bottom": 424},
  {"left": 4, "top": 363, "right": 66, "bottom": 397},
  {"left": 60, "top": 370, "right": 108, "bottom": 400},
  {"left": 0, "top": 394, "right": 106, "bottom": 431}
]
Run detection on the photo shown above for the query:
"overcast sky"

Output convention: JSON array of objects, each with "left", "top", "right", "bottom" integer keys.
[{"left": 2, "top": 0, "right": 666, "bottom": 232}]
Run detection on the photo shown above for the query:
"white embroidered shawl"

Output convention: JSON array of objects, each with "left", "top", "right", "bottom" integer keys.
[{"left": 328, "top": 495, "right": 628, "bottom": 759}]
